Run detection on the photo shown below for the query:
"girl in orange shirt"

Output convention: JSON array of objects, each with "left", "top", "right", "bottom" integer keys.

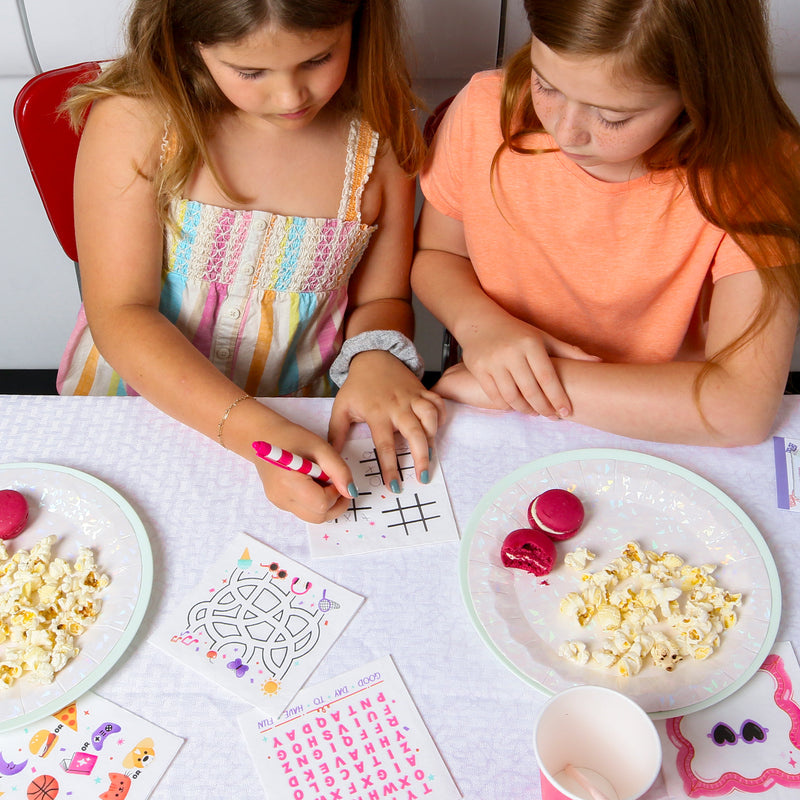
[{"left": 413, "top": 0, "right": 800, "bottom": 446}]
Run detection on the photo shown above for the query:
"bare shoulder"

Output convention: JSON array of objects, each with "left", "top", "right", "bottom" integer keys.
[
  {"left": 78, "top": 93, "right": 165, "bottom": 177},
  {"left": 361, "top": 139, "right": 415, "bottom": 225}
]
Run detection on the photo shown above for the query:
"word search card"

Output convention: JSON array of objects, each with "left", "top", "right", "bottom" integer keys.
[
  {"left": 308, "top": 438, "right": 458, "bottom": 557},
  {"left": 239, "top": 655, "right": 461, "bottom": 800}
]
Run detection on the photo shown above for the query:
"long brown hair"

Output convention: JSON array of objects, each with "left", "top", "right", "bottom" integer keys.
[
  {"left": 67, "top": 0, "right": 424, "bottom": 225},
  {"left": 498, "top": 0, "right": 800, "bottom": 389}
]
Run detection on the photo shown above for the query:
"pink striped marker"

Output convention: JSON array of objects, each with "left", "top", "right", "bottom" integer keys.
[{"left": 252, "top": 441, "right": 330, "bottom": 483}]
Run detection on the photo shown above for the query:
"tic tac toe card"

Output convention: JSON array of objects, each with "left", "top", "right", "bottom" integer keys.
[
  {"left": 0, "top": 690, "right": 182, "bottom": 799},
  {"left": 238, "top": 654, "right": 462, "bottom": 800},
  {"left": 153, "top": 533, "right": 363, "bottom": 716},
  {"left": 657, "top": 641, "right": 800, "bottom": 798},
  {"left": 307, "top": 437, "right": 459, "bottom": 557}
]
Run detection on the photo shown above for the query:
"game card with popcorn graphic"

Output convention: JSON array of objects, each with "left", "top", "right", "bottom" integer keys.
[
  {"left": 153, "top": 533, "right": 363, "bottom": 716},
  {"left": 307, "top": 437, "right": 458, "bottom": 557},
  {"left": 238, "top": 654, "right": 462, "bottom": 800},
  {"left": 0, "top": 691, "right": 182, "bottom": 799}
]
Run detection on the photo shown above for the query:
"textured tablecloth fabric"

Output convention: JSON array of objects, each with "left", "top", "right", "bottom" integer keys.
[{"left": 1, "top": 395, "right": 799, "bottom": 799}]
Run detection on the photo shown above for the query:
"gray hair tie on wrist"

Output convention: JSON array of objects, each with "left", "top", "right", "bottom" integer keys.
[{"left": 329, "top": 330, "right": 425, "bottom": 387}]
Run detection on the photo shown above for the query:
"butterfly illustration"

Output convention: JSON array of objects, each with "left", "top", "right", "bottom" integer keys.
[{"left": 227, "top": 658, "right": 249, "bottom": 678}]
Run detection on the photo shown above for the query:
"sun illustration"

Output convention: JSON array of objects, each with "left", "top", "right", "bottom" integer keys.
[{"left": 261, "top": 679, "right": 281, "bottom": 696}]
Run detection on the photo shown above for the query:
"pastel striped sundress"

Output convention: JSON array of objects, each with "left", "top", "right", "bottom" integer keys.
[{"left": 57, "top": 118, "right": 379, "bottom": 397}]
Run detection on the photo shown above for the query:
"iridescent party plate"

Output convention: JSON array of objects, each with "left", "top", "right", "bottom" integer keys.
[
  {"left": 459, "top": 449, "right": 780, "bottom": 719},
  {"left": 0, "top": 463, "right": 153, "bottom": 731}
]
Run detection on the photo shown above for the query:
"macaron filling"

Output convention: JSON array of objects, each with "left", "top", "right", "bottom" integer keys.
[
  {"left": 501, "top": 528, "right": 557, "bottom": 576},
  {"left": 527, "top": 489, "right": 585, "bottom": 541}
]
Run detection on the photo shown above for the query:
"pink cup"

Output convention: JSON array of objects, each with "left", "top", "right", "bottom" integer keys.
[{"left": 533, "top": 686, "right": 662, "bottom": 800}]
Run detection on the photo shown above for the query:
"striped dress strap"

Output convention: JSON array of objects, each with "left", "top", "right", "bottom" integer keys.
[{"left": 338, "top": 118, "right": 379, "bottom": 223}]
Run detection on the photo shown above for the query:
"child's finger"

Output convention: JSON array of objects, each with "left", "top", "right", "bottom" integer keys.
[
  {"left": 545, "top": 336, "right": 602, "bottom": 362},
  {"left": 493, "top": 369, "right": 542, "bottom": 415},
  {"left": 327, "top": 402, "right": 352, "bottom": 453},
  {"left": 523, "top": 357, "right": 571, "bottom": 418},
  {"left": 314, "top": 448, "right": 357, "bottom": 502},
  {"left": 366, "top": 420, "right": 403, "bottom": 494},
  {"left": 411, "top": 392, "right": 447, "bottom": 438},
  {"left": 393, "top": 413, "right": 434, "bottom": 485}
]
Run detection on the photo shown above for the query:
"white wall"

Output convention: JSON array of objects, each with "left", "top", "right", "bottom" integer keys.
[{"left": 1, "top": 0, "right": 799, "bottom": 373}]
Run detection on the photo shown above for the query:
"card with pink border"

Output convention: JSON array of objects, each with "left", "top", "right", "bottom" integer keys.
[{"left": 657, "top": 641, "right": 800, "bottom": 798}]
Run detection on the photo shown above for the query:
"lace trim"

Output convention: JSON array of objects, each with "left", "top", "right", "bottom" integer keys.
[{"left": 338, "top": 118, "right": 379, "bottom": 222}]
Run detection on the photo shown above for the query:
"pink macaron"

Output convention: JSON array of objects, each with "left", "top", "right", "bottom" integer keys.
[
  {"left": 0, "top": 489, "right": 29, "bottom": 540},
  {"left": 527, "top": 488, "right": 585, "bottom": 541},
  {"left": 500, "top": 528, "right": 557, "bottom": 576}
]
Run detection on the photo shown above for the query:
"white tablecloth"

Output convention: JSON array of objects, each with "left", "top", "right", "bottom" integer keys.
[{"left": 1, "top": 395, "right": 799, "bottom": 799}]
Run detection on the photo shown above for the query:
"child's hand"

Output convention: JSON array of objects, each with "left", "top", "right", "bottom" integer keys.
[
  {"left": 251, "top": 421, "right": 356, "bottom": 524},
  {"left": 328, "top": 350, "right": 446, "bottom": 493},
  {"left": 458, "top": 314, "right": 599, "bottom": 417}
]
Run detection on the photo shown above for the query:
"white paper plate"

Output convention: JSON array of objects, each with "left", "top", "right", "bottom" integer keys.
[
  {"left": 459, "top": 449, "right": 781, "bottom": 719},
  {"left": 0, "top": 463, "right": 153, "bottom": 731}
]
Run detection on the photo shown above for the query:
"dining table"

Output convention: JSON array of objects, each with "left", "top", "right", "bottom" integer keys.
[{"left": 1, "top": 392, "right": 799, "bottom": 800}]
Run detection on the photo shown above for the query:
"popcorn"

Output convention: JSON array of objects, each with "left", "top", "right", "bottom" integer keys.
[
  {"left": 564, "top": 547, "right": 595, "bottom": 571},
  {"left": 557, "top": 541, "right": 741, "bottom": 675},
  {"left": 0, "top": 536, "right": 109, "bottom": 688}
]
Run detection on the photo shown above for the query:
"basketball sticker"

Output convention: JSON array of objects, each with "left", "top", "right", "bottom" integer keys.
[{"left": 27, "top": 774, "right": 59, "bottom": 800}]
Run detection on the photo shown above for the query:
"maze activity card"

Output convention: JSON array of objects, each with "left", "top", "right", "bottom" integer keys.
[
  {"left": 0, "top": 690, "right": 182, "bottom": 799},
  {"left": 238, "top": 654, "right": 462, "bottom": 800},
  {"left": 153, "top": 533, "right": 363, "bottom": 716},
  {"left": 308, "top": 437, "right": 458, "bottom": 557}
]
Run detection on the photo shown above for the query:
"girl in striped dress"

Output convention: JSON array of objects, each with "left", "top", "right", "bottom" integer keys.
[{"left": 58, "top": 0, "right": 444, "bottom": 522}]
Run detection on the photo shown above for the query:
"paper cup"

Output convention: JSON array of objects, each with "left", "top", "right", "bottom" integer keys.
[{"left": 533, "top": 685, "right": 661, "bottom": 800}]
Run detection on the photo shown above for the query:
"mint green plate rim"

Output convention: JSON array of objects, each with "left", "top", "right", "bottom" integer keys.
[
  {"left": 458, "top": 447, "right": 782, "bottom": 720},
  {"left": 0, "top": 461, "right": 154, "bottom": 732}
]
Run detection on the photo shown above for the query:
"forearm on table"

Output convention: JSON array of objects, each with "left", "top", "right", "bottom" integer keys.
[{"left": 552, "top": 357, "right": 783, "bottom": 447}]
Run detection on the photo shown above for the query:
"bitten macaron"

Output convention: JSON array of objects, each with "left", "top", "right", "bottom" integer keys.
[
  {"left": 527, "top": 488, "right": 585, "bottom": 541},
  {"left": 500, "top": 528, "right": 557, "bottom": 576}
]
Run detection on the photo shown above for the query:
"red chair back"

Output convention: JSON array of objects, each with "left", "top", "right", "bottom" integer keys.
[{"left": 14, "top": 62, "right": 102, "bottom": 263}]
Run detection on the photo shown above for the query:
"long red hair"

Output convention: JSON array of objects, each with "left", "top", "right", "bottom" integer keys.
[{"left": 497, "top": 0, "right": 800, "bottom": 385}]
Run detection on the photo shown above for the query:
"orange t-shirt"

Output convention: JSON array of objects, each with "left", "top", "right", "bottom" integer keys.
[{"left": 419, "top": 71, "right": 755, "bottom": 363}]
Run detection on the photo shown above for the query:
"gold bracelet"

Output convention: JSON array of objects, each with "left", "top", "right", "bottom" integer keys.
[{"left": 217, "top": 394, "right": 252, "bottom": 448}]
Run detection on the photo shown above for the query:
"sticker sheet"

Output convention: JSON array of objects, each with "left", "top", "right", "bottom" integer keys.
[
  {"left": 0, "top": 690, "right": 182, "bottom": 799},
  {"left": 657, "top": 641, "right": 800, "bottom": 798},
  {"left": 308, "top": 438, "right": 458, "bottom": 557},
  {"left": 238, "top": 654, "right": 462, "bottom": 800},
  {"left": 153, "top": 533, "right": 363, "bottom": 716},
  {"left": 774, "top": 437, "right": 800, "bottom": 511}
]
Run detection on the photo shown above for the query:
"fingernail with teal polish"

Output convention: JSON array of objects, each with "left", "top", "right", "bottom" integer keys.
[
  {"left": 428, "top": 446, "right": 433, "bottom": 459},
  {"left": 390, "top": 479, "right": 401, "bottom": 494},
  {"left": 347, "top": 482, "right": 358, "bottom": 498},
  {"left": 420, "top": 470, "right": 430, "bottom": 484}
]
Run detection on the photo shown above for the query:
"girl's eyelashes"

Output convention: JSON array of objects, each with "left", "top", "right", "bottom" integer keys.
[
  {"left": 532, "top": 75, "right": 557, "bottom": 95},
  {"left": 306, "top": 53, "right": 333, "bottom": 68},
  {"left": 235, "top": 53, "right": 332, "bottom": 80},
  {"left": 532, "top": 73, "right": 633, "bottom": 129},
  {"left": 598, "top": 116, "right": 631, "bottom": 129}
]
